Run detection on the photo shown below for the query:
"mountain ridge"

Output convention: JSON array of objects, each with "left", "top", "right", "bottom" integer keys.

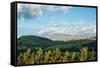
[{"left": 17, "top": 35, "right": 96, "bottom": 51}]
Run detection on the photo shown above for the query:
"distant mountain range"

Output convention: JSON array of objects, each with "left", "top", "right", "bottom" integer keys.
[
  {"left": 17, "top": 35, "right": 96, "bottom": 52},
  {"left": 38, "top": 33, "right": 96, "bottom": 41}
]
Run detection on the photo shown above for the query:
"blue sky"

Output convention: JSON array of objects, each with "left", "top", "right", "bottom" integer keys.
[{"left": 17, "top": 3, "right": 96, "bottom": 38}]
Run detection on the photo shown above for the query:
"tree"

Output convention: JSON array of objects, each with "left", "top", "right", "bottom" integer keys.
[
  {"left": 50, "top": 48, "right": 61, "bottom": 63},
  {"left": 29, "top": 52, "right": 35, "bottom": 64},
  {"left": 80, "top": 47, "right": 88, "bottom": 61},
  {"left": 17, "top": 53, "right": 23, "bottom": 65},
  {"left": 60, "top": 51, "right": 70, "bottom": 62},
  {"left": 35, "top": 48, "right": 43, "bottom": 64},
  {"left": 44, "top": 50, "right": 51, "bottom": 63},
  {"left": 71, "top": 52, "right": 76, "bottom": 61},
  {"left": 89, "top": 49, "right": 96, "bottom": 60}
]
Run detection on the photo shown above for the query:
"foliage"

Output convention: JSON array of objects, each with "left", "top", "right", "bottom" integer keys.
[
  {"left": 17, "top": 47, "right": 96, "bottom": 65},
  {"left": 17, "top": 35, "right": 96, "bottom": 52},
  {"left": 80, "top": 47, "right": 88, "bottom": 61}
]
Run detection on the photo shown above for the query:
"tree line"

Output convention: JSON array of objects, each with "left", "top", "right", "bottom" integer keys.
[{"left": 17, "top": 47, "right": 96, "bottom": 65}]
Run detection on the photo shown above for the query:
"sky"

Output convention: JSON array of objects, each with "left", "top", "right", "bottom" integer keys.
[{"left": 17, "top": 3, "right": 96, "bottom": 38}]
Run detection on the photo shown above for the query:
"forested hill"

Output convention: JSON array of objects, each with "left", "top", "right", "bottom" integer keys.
[
  {"left": 17, "top": 35, "right": 53, "bottom": 49},
  {"left": 17, "top": 35, "right": 96, "bottom": 52}
]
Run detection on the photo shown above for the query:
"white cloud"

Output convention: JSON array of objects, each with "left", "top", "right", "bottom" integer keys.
[
  {"left": 17, "top": 4, "right": 43, "bottom": 19},
  {"left": 46, "top": 5, "right": 58, "bottom": 12},
  {"left": 38, "top": 23, "right": 75, "bottom": 35},
  {"left": 17, "top": 4, "right": 72, "bottom": 20},
  {"left": 60, "top": 6, "right": 72, "bottom": 11},
  {"left": 80, "top": 25, "right": 96, "bottom": 34},
  {"left": 59, "top": 6, "right": 72, "bottom": 15},
  {"left": 43, "top": 5, "right": 72, "bottom": 13},
  {"left": 37, "top": 22, "right": 96, "bottom": 37},
  {"left": 38, "top": 26, "right": 62, "bottom": 35}
]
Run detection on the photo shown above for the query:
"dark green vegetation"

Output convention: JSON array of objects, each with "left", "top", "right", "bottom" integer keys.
[{"left": 17, "top": 35, "right": 97, "bottom": 65}]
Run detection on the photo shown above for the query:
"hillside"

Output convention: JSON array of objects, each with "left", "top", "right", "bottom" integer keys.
[
  {"left": 17, "top": 35, "right": 53, "bottom": 49},
  {"left": 17, "top": 35, "right": 96, "bottom": 52}
]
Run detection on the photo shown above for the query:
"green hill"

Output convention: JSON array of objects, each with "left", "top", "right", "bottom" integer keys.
[
  {"left": 17, "top": 35, "right": 53, "bottom": 49},
  {"left": 17, "top": 35, "right": 96, "bottom": 52}
]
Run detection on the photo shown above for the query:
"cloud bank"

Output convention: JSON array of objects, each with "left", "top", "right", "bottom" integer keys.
[
  {"left": 17, "top": 4, "right": 72, "bottom": 20},
  {"left": 37, "top": 22, "right": 96, "bottom": 37},
  {"left": 17, "top": 4, "right": 43, "bottom": 20}
]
